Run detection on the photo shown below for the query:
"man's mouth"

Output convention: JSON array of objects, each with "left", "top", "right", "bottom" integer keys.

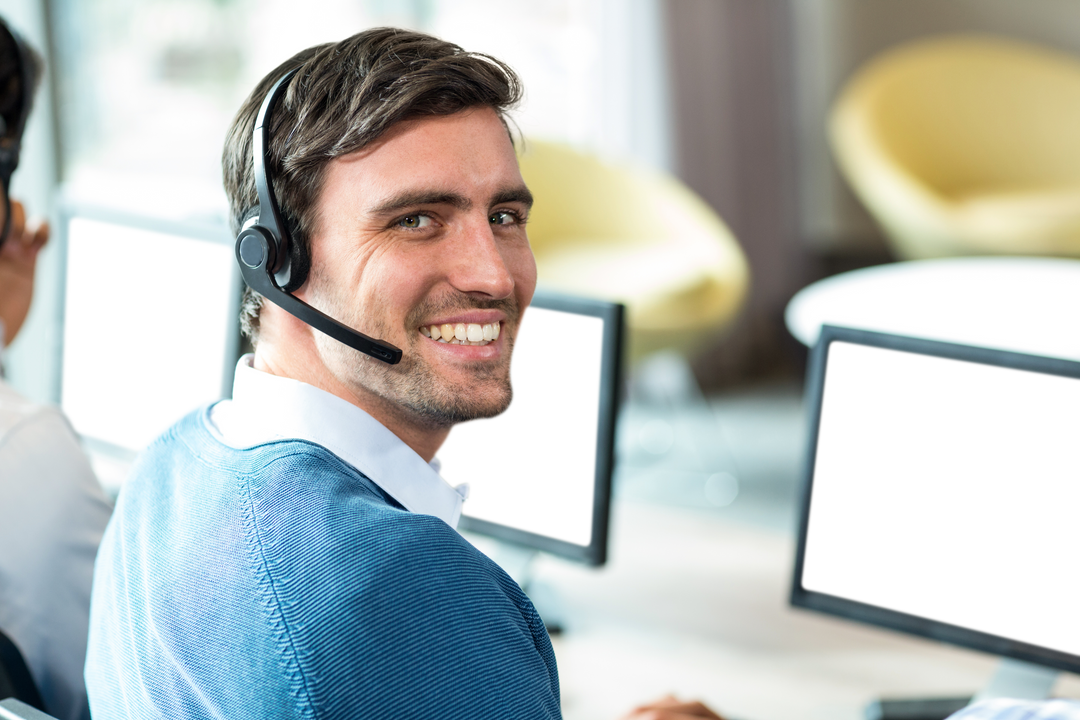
[{"left": 419, "top": 321, "right": 501, "bottom": 346}]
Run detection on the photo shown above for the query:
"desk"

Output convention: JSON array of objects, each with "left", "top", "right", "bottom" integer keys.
[
  {"left": 537, "top": 501, "right": 1080, "bottom": 720},
  {"left": 785, "top": 257, "right": 1080, "bottom": 358}
]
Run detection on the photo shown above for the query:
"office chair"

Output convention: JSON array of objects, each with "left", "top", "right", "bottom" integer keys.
[
  {"left": 832, "top": 35, "right": 1080, "bottom": 259},
  {"left": 0, "top": 628, "right": 44, "bottom": 713},
  {"left": 517, "top": 139, "right": 749, "bottom": 363}
]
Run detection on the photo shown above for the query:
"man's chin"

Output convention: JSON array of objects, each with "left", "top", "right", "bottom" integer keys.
[
  {"left": 331, "top": 329, "right": 515, "bottom": 427},
  {"left": 403, "top": 382, "right": 513, "bottom": 428},
  {"left": 408, "top": 351, "right": 515, "bottom": 419}
]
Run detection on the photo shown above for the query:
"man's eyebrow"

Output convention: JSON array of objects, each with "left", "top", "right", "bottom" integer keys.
[
  {"left": 492, "top": 186, "right": 534, "bottom": 209},
  {"left": 368, "top": 186, "right": 535, "bottom": 215},
  {"left": 369, "top": 191, "right": 472, "bottom": 216}
]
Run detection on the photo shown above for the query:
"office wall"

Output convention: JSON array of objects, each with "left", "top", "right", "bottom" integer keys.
[{"left": 663, "top": 0, "right": 805, "bottom": 386}]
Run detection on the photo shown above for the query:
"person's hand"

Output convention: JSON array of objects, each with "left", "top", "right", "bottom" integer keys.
[
  {"left": 0, "top": 200, "right": 49, "bottom": 346},
  {"left": 620, "top": 694, "right": 726, "bottom": 720}
]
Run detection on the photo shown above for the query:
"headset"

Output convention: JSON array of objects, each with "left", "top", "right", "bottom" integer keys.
[
  {"left": 234, "top": 69, "right": 402, "bottom": 364},
  {"left": 0, "top": 18, "right": 36, "bottom": 248}
]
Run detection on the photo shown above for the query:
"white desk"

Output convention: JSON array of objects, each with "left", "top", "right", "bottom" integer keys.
[
  {"left": 785, "top": 257, "right": 1080, "bottom": 359},
  {"left": 539, "top": 500, "right": 1080, "bottom": 720}
]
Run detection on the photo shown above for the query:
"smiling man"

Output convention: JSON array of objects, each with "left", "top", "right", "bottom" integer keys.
[{"left": 85, "top": 29, "right": 559, "bottom": 720}]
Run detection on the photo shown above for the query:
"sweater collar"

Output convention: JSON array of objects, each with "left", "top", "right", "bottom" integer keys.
[{"left": 209, "top": 355, "right": 467, "bottom": 528}]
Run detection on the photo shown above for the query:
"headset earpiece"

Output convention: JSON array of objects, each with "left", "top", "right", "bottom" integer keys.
[{"left": 234, "top": 69, "right": 402, "bottom": 365}]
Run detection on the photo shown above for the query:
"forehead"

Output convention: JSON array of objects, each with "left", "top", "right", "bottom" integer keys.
[{"left": 320, "top": 107, "right": 524, "bottom": 209}]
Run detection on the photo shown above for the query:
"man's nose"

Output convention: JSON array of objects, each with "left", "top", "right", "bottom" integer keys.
[{"left": 446, "top": 218, "right": 516, "bottom": 299}]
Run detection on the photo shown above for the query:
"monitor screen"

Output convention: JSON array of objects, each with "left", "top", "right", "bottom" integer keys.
[
  {"left": 57, "top": 197, "right": 243, "bottom": 490},
  {"left": 438, "top": 290, "right": 623, "bottom": 566},
  {"left": 792, "top": 325, "right": 1080, "bottom": 675}
]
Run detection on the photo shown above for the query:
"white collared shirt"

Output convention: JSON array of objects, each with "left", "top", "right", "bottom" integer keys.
[
  {"left": 0, "top": 378, "right": 112, "bottom": 720},
  {"left": 208, "top": 355, "right": 468, "bottom": 528}
]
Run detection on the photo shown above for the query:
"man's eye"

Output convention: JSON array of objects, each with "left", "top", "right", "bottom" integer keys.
[
  {"left": 398, "top": 214, "right": 432, "bottom": 229},
  {"left": 490, "top": 211, "right": 518, "bottom": 226}
]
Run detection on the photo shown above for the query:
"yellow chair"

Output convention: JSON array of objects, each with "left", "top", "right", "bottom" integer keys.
[
  {"left": 517, "top": 140, "right": 749, "bottom": 361},
  {"left": 831, "top": 35, "right": 1080, "bottom": 259}
]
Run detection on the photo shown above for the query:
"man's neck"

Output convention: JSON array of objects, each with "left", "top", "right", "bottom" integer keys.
[{"left": 252, "top": 347, "right": 450, "bottom": 463}]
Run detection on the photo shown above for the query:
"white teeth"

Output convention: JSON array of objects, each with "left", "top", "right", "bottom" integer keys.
[{"left": 421, "top": 321, "right": 501, "bottom": 346}]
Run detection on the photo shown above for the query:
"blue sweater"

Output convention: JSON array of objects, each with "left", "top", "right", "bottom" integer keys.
[{"left": 86, "top": 408, "right": 561, "bottom": 719}]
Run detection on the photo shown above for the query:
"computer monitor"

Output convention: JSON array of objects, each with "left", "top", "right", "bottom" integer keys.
[
  {"left": 438, "top": 290, "right": 623, "bottom": 567},
  {"left": 56, "top": 197, "right": 243, "bottom": 490},
  {"left": 792, "top": 325, "right": 1080, "bottom": 700}
]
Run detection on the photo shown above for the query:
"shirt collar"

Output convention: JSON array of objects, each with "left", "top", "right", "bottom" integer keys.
[{"left": 209, "top": 355, "right": 467, "bottom": 528}]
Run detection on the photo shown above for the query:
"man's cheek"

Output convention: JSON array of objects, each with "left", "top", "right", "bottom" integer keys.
[{"left": 512, "top": 248, "right": 538, "bottom": 304}]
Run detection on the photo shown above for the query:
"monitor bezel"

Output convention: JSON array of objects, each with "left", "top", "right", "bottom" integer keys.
[
  {"left": 457, "top": 288, "right": 624, "bottom": 567},
  {"left": 791, "top": 324, "right": 1080, "bottom": 676}
]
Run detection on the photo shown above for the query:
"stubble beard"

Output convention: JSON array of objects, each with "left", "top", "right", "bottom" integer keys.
[{"left": 310, "top": 281, "right": 519, "bottom": 430}]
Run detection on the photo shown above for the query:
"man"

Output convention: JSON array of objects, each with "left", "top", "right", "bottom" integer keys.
[
  {"left": 0, "top": 17, "right": 112, "bottom": 720},
  {"left": 85, "top": 26, "right": 727, "bottom": 720},
  {"left": 86, "top": 28, "right": 555, "bottom": 720}
]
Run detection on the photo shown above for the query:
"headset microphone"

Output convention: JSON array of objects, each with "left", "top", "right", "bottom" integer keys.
[{"left": 235, "top": 69, "right": 402, "bottom": 364}]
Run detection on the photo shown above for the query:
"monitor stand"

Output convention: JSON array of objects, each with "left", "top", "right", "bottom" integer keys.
[
  {"left": 972, "top": 658, "right": 1059, "bottom": 703},
  {"left": 866, "top": 658, "right": 1059, "bottom": 720},
  {"left": 482, "top": 542, "right": 566, "bottom": 636}
]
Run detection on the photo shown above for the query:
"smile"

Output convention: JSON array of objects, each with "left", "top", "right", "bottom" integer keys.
[{"left": 420, "top": 321, "right": 501, "bottom": 346}]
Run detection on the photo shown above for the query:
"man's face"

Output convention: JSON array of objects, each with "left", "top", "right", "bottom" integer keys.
[{"left": 299, "top": 107, "right": 537, "bottom": 429}]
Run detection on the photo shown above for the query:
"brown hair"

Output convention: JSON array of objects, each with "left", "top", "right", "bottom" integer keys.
[
  {"left": 0, "top": 19, "right": 41, "bottom": 131},
  {"left": 222, "top": 27, "right": 523, "bottom": 342}
]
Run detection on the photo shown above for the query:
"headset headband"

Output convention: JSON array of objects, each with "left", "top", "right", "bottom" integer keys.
[{"left": 252, "top": 69, "right": 291, "bottom": 285}]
